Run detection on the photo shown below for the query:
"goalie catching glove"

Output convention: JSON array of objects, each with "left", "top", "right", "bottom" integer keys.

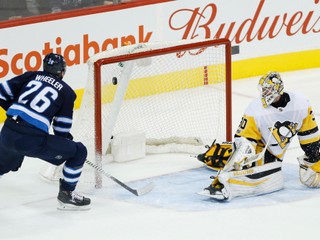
[
  {"left": 197, "top": 140, "right": 233, "bottom": 170},
  {"left": 297, "top": 154, "right": 320, "bottom": 188}
]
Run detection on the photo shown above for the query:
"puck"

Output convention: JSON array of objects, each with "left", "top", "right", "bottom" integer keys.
[{"left": 112, "top": 77, "right": 118, "bottom": 85}]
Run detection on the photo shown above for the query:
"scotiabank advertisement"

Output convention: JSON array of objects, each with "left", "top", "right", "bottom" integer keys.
[{"left": 0, "top": 0, "right": 319, "bottom": 91}]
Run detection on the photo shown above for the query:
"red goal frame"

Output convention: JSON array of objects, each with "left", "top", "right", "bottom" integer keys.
[{"left": 92, "top": 38, "right": 232, "bottom": 160}]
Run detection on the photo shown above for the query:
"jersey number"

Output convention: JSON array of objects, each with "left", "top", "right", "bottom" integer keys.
[
  {"left": 239, "top": 117, "right": 248, "bottom": 129},
  {"left": 18, "top": 80, "right": 58, "bottom": 113}
]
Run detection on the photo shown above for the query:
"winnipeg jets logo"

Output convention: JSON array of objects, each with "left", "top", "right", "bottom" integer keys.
[{"left": 271, "top": 121, "right": 298, "bottom": 149}]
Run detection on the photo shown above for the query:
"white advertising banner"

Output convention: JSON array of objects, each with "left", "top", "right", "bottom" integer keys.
[{"left": 0, "top": 0, "right": 319, "bottom": 90}]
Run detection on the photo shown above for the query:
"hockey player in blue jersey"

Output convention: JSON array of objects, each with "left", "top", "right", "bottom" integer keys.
[{"left": 0, "top": 53, "right": 90, "bottom": 210}]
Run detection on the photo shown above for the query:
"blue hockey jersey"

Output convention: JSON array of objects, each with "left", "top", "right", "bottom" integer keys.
[{"left": 0, "top": 71, "right": 76, "bottom": 138}]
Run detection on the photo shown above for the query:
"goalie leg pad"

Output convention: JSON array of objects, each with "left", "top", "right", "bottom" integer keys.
[{"left": 201, "top": 162, "right": 284, "bottom": 201}]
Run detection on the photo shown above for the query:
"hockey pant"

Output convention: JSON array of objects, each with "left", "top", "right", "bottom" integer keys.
[{"left": 0, "top": 118, "right": 87, "bottom": 190}]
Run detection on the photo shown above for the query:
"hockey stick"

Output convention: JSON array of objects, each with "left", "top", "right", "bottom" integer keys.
[{"left": 85, "top": 160, "right": 154, "bottom": 196}]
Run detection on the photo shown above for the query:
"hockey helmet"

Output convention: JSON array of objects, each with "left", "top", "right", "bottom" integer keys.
[
  {"left": 43, "top": 53, "right": 66, "bottom": 79},
  {"left": 257, "top": 71, "right": 284, "bottom": 108}
]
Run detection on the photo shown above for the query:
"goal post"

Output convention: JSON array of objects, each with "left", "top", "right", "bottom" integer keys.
[
  {"left": 92, "top": 39, "right": 232, "bottom": 158},
  {"left": 39, "top": 38, "right": 232, "bottom": 188}
]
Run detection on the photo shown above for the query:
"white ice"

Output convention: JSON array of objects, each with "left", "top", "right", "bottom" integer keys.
[{"left": 1, "top": 68, "right": 320, "bottom": 240}]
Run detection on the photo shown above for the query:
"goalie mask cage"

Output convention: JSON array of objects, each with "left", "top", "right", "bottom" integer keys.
[{"left": 40, "top": 38, "right": 232, "bottom": 188}]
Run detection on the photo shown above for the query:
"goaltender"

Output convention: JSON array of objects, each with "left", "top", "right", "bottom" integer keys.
[{"left": 198, "top": 71, "right": 320, "bottom": 200}]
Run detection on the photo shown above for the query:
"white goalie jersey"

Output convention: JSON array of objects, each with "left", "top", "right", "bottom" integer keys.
[
  {"left": 235, "top": 91, "right": 320, "bottom": 161},
  {"left": 199, "top": 73, "right": 320, "bottom": 201}
]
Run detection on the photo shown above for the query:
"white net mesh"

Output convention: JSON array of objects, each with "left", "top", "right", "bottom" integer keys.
[{"left": 40, "top": 39, "right": 231, "bottom": 187}]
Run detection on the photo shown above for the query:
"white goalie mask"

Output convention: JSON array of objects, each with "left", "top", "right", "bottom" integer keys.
[{"left": 257, "top": 71, "right": 284, "bottom": 108}]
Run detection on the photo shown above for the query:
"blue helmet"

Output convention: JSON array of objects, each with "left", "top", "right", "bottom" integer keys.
[{"left": 43, "top": 53, "right": 66, "bottom": 79}]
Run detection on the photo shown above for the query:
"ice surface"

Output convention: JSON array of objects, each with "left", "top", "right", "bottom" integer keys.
[{"left": 1, "top": 68, "right": 320, "bottom": 240}]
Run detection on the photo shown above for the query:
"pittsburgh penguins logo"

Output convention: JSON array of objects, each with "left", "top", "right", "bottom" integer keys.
[{"left": 271, "top": 121, "right": 298, "bottom": 149}]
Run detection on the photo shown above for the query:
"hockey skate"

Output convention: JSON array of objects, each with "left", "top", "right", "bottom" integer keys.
[
  {"left": 57, "top": 179, "right": 91, "bottom": 210},
  {"left": 197, "top": 180, "right": 229, "bottom": 201}
]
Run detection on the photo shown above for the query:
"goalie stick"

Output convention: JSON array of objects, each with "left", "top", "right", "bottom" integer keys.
[{"left": 85, "top": 160, "right": 154, "bottom": 196}]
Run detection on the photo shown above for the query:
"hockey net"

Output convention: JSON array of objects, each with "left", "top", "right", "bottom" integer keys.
[{"left": 40, "top": 38, "right": 232, "bottom": 188}]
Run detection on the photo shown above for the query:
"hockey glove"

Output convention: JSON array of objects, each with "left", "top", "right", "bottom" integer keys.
[
  {"left": 197, "top": 140, "right": 232, "bottom": 171},
  {"left": 297, "top": 154, "right": 320, "bottom": 188}
]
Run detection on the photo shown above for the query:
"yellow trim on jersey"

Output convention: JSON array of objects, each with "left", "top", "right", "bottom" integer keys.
[
  {"left": 299, "top": 107, "right": 318, "bottom": 132},
  {"left": 299, "top": 136, "right": 320, "bottom": 145},
  {"left": 298, "top": 106, "right": 320, "bottom": 145},
  {"left": 235, "top": 115, "right": 262, "bottom": 141},
  {"left": 311, "top": 161, "right": 320, "bottom": 173},
  {"left": 274, "top": 152, "right": 285, "bottom": 160}
]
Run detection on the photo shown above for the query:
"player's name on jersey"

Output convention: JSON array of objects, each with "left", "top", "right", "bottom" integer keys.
[{"left": 35, "top": 74, "right": 63, "bottom": 91}]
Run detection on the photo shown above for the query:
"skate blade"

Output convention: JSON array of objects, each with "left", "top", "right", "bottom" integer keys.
[
  {"left": 197, "top": 189, "right": 226, "bottom": 201},
  {"left": 57, "top": 200, "right": 91, "bottom": 211}
]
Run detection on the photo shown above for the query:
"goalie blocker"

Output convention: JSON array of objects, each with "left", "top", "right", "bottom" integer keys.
[{"left": 297, "top": 154, "right": 320, "bottom": 188}]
